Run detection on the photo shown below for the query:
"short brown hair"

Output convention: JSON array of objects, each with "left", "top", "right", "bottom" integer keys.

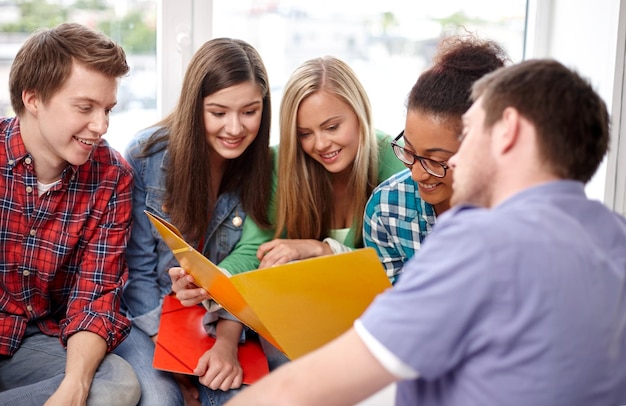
[
  {"left": 9, "top": 22, "right": 129, "bottom": 116},
  {"left": 473, "top": 59, "right": 610, "bottom": 183}
]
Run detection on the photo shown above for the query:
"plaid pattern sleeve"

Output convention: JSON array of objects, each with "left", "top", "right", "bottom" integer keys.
[
  {"left": 0, "top": 117, "right": 133, "bottom": 355},
  {"left": 363, "top": 169, "right": 437, "bottom": 284}
]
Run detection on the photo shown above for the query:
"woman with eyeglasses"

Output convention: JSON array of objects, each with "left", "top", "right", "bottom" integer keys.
[{"left": 363, "top": 34, "right": 509, "bottom": 283}]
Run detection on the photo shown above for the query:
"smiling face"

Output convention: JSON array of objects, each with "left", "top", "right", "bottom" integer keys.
[
  {"left": 203, "top": 81, "right": 263, "bottom": 165},
  {"left": 21, "top": 61, "right": 118, "bottom": 183},
  {"left": 403, "top": 109, "right": 461, "bottom": 215},
  {"left": 296, "top": 90, "right": 361, "bottom": 178}
]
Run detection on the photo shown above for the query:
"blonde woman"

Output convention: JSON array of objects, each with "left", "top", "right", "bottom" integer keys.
[{"left": 213, "top": 56, "right": 405, "bottom": 271}]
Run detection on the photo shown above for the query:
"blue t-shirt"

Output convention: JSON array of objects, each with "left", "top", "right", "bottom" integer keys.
[{"left": 359, "top": 180, "right": 626, "bottom": 405}]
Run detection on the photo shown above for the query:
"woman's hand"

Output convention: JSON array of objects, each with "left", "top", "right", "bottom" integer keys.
[
  {"left": 194, "top": 319, "right": 244, "bottom": 390},
  {"left": 168, "top": 266, "right": 210, "bottom": 306},
  {"left": 256, "top": 239, "right": 332, "bottom": 268}
]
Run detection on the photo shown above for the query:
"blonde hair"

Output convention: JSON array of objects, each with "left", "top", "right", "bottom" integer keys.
[{"left": 275, "top": 56, "right": 378, "bottom": 245}]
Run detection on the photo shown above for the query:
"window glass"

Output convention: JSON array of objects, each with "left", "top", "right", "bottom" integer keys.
[
  {"left": 0, "top": 0, "right": 157, "bottom": 153},
  {"left": 0, "top": 0, "right": 526, "bottom": 149},
  {"left": 212, "top": 0, "right": 528, "bottom": 144}
]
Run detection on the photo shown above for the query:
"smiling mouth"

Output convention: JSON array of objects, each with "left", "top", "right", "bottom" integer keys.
[
  {"left": 219, "top": 137, "right": 244, "bottom": 145},
  {"left": 320, "top": 150, "right": 340, "bottom": 159},
  {"left": 418, "top": 182, "right": 440, "bottom": 190},
  {"left": 74, "top": 136, "right": 98, "bottom": 146}
]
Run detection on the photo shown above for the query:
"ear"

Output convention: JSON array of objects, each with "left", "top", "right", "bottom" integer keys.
[
  {"left": 21, "top": 89, "right": 39, "bottom": 116},
  {"left": 493, "top": 106, "right": 521, "bottom": 155}
]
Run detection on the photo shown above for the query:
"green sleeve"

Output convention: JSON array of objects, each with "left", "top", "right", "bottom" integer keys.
[
  {"left": 345, "top": 131, "right": 405, "bottom": 249},
  {"left": 217, "top": 146, "right": 279, "bottom": 275},
  {"left": 376, "top": 129, "right": 406, "bottom": 183}
]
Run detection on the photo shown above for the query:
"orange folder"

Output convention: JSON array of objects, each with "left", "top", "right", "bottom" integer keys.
[
  {"left": 153, "top": 294, "right": 269, "bottom": 384},
  {"left": 146, "top": 211, "right": 392, "bottom": 360}
]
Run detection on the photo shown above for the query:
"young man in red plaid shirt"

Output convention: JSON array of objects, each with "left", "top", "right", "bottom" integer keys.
[{"left": 0, "top": 23, "right": 140, "bottom": 405}]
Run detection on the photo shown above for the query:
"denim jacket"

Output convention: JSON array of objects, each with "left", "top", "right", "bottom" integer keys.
[{"left": 121, "top": 126, "right": 246, "bottom": 337}]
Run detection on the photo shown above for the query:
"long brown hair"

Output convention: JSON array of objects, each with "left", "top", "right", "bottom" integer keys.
[
  {"left": 140, "top": 38, "right": 272, "bottom": 241},
  {"left": 275, "top": 56, "right": 378, "bottom": 245}
]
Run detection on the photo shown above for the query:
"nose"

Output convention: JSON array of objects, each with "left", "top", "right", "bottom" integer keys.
[
  {"left": 225, "top": 113, "right": 243, "bottom": 135},
  {"left": 314, "top": 132, "right": 332, "bottom": 151},
  {"left": 88, "top": 111, "right": 108, "bottom": 136},
  {"left": 409, "top": 160, "right": 431, "bottom": 182}
]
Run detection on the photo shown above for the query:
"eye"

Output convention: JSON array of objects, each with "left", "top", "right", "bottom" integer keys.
[
  {"left": 243, "top": 109, "right": 258, "bottom": 116},
  {"left": 297, "top": 131, "right": 312, "bottom": 138},
  {"left": 78, "top": 105, "right": 92, "bottom": 112},
  {"left": 326, "top": 124, "right": 338, "bottom": 132},
  {"left": 210, "top": 112, "right": 226, "bottom": 117}
]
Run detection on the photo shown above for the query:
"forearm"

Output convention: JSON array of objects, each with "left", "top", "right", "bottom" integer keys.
[
  {"left": 63, "top": 331, "right": 108, "bottom": 399},
  {"left": 214, "top": 319, "right": 244, "bottom": 351},
  {"left": 225, "top": 328, "right": 395, "bottom": 406}
]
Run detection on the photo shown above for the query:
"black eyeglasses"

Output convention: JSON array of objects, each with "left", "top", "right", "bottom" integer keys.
[{"left": 390, "top": 131, "right": 449, "bottom": 178}]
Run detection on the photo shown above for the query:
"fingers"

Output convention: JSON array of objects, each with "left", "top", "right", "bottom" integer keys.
[
  {"left": 258, "top": 240, "right": 298, "bottom": 268},
  {"left": 194, "top": 352, "right": 243, "bottom": 390},
  {"left": 168, "top": 267, "right": 209, "bottom": 306}
]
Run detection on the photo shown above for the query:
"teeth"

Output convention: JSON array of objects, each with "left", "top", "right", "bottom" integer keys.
[
  {"left": 75, "top": 136, "right": 96, "bottom": 146},
  {"left": 419, "top": 182, "right": 439, "bottom": 190},
  {"left": 321, "top": 151, "right": 339, "bottom": 159},
  {"left": 221, "top": 138, "right": 241, "bottom": 145}
]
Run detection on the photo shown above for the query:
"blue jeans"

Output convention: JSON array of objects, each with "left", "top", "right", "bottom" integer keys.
[
  {"left": 113, "top": 325, "right": 184, "bottom": 405},
  {"left": 0, "top": 326, "right": 140, "bottom": 406}
]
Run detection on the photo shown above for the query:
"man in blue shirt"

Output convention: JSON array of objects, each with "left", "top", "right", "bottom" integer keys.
[{"left": 226, "top": 59, "right": 626, "bottom": 406}]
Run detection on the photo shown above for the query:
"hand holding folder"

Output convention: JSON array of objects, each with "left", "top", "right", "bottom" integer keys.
[
  {"left": 153, "top": 294, "right": 269, "bottom": 384},
  {"left": 146, "top": 211, "right": 392, "bottom": 360}
]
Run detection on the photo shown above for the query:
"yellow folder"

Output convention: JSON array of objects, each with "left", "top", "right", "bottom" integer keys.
[{"left": 147, "top": 211, "right": 391, "bottom": 360}]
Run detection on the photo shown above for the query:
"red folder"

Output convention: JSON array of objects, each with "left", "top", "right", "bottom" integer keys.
[{"left": 153, "top": 294, "right": 269, "bottom": 384}]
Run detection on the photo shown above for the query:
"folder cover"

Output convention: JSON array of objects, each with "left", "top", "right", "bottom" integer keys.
[
  {"left": 153, "top": 294, "right": 269, "bottom": 384},
  {"left": 146, "top": 211, "right": 391, "bottom": 360}
]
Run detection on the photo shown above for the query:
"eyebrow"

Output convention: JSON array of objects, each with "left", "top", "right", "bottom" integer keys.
[
  {"left": 298, "top": 115, "right": 343, "bottom": 131},
  {"left": 71, "top": 97, "right": 117, "bottom": 108},
  {"left": 205, "top": 100, "right": 262, "bottom": 109},
  {"left": 403, "top": 138, "right": 455, "bottom": 155}
]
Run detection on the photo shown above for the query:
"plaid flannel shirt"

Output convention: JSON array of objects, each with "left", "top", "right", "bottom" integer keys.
[
  {"left": 0, "top": 116, "right": 133, "bottom": 356},
  {"left": 363, "top": 168, "right": 437, "bottom": 284}
]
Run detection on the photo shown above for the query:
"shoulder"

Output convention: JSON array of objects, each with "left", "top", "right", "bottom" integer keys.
[
  {"left": 124, "top": 126, "right": 166, "bottom": 158},
  {"left": 374, "top": 168, "right": 414, "bottom": 191},
  {"left": 367, "top": 169, "right": 414, "bottom": 208}
]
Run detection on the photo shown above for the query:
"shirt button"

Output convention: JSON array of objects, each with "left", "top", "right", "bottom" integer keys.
[
  {"left": 23, "top": 270, "right": 30, "bottom": 276},
  {"left": 8, "top": 159, "right": 14, "bottom": 165},
  {"left": 24, "top": 157, "right": 32, "bottom": 165},
  {"left": 29, "top": 229, "right": 36, "bottom": 236},
  {"left": 25, "top": 186, "right": 33, "bottom": 194},
  {"left": 26, "top": 305, "right": 33, "bottom": 312}
]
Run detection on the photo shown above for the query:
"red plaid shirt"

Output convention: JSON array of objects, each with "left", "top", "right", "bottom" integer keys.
[{"left": 0, "top": 117, "right": 133, "bottom": 356}]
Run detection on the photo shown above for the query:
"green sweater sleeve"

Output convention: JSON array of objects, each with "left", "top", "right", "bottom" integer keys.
[
  {"left": 218, "top": 146, "right": 279, "bottom": 275},
  {"left": 343, "top": 131, "right": 405, "bottom": 248},
  {"left": 376, "top": 129, "right": 406, "bottom": 182}
]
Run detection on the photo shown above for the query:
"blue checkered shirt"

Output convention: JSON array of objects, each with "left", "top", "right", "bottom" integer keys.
[{"left": 363, "top": 168, "right": 437, "bottom": 284}]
